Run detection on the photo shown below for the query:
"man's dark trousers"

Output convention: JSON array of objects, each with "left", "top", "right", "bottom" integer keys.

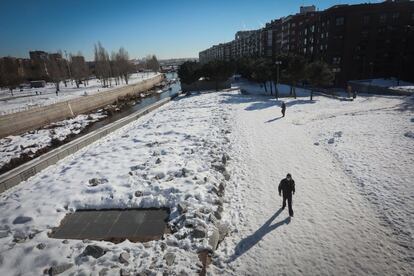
[{"left": 282, "top": 194, "right": 293, "bottom": 216}]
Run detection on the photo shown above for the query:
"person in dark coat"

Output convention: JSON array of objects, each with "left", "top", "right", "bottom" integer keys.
[
  {"left": 281, "top": 102, "right": 286, "bottom": 117},
  {"left": 278, "top": 173, "right": 295, "bottom": 216}
]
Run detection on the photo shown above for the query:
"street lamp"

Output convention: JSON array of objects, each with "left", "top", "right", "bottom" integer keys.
[{"left": 275, "top": 60, "right": 282, "bottom": 100}]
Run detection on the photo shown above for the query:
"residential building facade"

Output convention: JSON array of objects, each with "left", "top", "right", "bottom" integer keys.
[{"left": 199, "top": 1, "right": 414, "bottom": 85}]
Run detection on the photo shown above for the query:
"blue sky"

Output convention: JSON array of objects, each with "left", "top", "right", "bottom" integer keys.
[{"left": 0, "top": 0, "right": 380, "bottom": 60}]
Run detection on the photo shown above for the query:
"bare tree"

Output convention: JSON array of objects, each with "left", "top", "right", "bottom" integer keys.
[
  {"left": 110, "top": 51, "right": 121, "bottom": 86},
  {"left": 94, "top": 42, "right": 111, "bottom": 87},
  {"left": 146, "top": 55, "right": 160, "bottom": 72},
  {"left": 46, "top": 53, "right": 65, "bottom": 94},
  {"left": 70, "top": 53, "right": 89, "bottom": 88},
  {"left": 117, "top": 47, "right": 132, "bottom": 84},
  {"left": 0, "top": 57, "right": 22, "bottom": 95}
]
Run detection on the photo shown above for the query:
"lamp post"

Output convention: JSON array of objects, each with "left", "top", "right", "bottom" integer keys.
[{"left": 275, "top": 60, "right": 282, "bottom": 100}]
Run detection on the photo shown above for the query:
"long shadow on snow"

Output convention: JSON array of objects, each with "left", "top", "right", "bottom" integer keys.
[
  {"left": 219, "top": 93, "right": 316, "bottom": 111},
  {"left": 227, "top": 208, "right": 291, "bottom": 263}
]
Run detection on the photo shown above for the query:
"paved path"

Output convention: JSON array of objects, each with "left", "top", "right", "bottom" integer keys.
[{"left": 215, "top": 93, "right": 411, "bottom": 275}]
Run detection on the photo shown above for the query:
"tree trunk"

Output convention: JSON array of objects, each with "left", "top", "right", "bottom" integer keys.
[
  {"left": 310, "top": 89, "right": 313, "bottom": 101},
  {"left": 269, "top": 81, "right": 273, "bottom": 96},
  {"left": 55, "top": 81, "right": 60, "bottom": 92},
  {"left": 124, "top": 74, "right": 128, "bottom": 85},
  {"left": 293, "top": 85, "right": 297, "bottom": 99},
  {"left": 289, "top": 86, "right": 293, "bottom": 96},
  {"left": 263, "top": 82, "right": 267, "bottom": 93},
  {"left": 76, "top": 80, "right": 80, "bottom": 88}
]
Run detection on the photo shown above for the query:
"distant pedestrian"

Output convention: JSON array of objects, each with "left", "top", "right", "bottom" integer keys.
[
  {"left": 278, "top": 173, "right": 295, "bottom": 217},
  {"left": 281, "top": 102, "right": 286, "bottom": 117}
]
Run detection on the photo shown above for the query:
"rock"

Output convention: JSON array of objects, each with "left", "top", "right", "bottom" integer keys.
[
  {"left": 13, "top": 231, "right": 27, "bottom": 243},
  {"left": 155, "top": 172, "right": 165, "bottom": 180},
  {"left": 36, "top": 243, "right": 46, "bottom": 250},
  {"left": 404, "top": 131, "right": 414, "bottom": 139},
  {"left": 328, "top": 138, "right": 335, "bottom": 144},
  {"left": 62, "top": 240, "right": 69, "bottom": 244},
  {"left": 0, "top": 230, "right": 8, "bottom": 239},
  {"left": 222, "top": 153, "right": 230, "bottom": 164},
  {"left": 314, "top": 142, "right": 320, "bottom": 146},
  {"left": 217, "top": 223, "right": 229, "bottom": 242},
  {"left": 119, "top": 252, "right": 130, "bottom": 264},
  {"left": 134, "top": 191, "right": 143, "bottom": 197},
  {"left": 120, "top": 269, "right": 131, "bottom": 276},
  {"left": 182, "top": 168, "right": 190, "bottom": 177},
  {"left": 192, "top": 227, "right": 206, "bottom": 238},
  {"left": 155, "top": 158, "right": 162, "bottom": 164},
  {"left": 218, "top": 182, "right": 226, "bottom": 194},
  {"left": 99, "top": 268, "right": 109, "bottom": 276},
  {"left": 222, "top": 170, "right": 231, "bottom": 181},
  {"left": 137, "top": 269, "right": 153, "bottom": 276},
  {"left": 213, "top": 210, "right": 222, "bottom": 220},
  {"left": 48, "top": 263, "right": 73, "bottom": 275},
  {"left": 177, "top": 203, "right": 188, "bottom": 214},
  {"left": 88, "top": 178, "right": 108, "bottom": 186},
  {"left": 208, "top": 227, "right": 220, "bottom": 251},
  {"left": 13, "top": 216, "right": 33, "bottom": 224},
  {"left": 164, "top": 252, "right": 176, "bottom": 266},
  {"left": 212, "top": 163, "right": 225, "bottom": 173},
  {"left": 82, "top": 245, "right": 106, "bottom": 259}
]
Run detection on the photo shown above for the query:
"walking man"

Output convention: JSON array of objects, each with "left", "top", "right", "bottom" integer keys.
[
  {"left": 281, "top": 102, "right": 286, "bottom": 117},
  {"left": 278, "top": 173, "right": 295, "bottom": 217}
]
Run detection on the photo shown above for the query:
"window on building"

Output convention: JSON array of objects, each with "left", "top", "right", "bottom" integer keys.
[
  {"left": 310, "top": 46, "right": 314, "bottom": 53},
  {"left": 363, "top": 15, "right": 370, "bottom": 25},
  {"left": 379, "top": 14, "right": 387, "bottom": 23},
  {"left": 304, "top": 38, "right": 307, "bottom": 45},
  {"left": 332, "top": 57, "right": 342, "bottom": 64},
  {"left": 392, "top": 12, "right": 399, "bottom": 20},
  {"left": 336, "top": 17, "right": 344, "bottom": 26},
  {"left": 311, "top": 25, "right": 315, "bottom": 32}
]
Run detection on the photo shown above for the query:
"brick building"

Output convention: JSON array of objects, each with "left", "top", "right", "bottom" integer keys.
[{"left": 199, "top": 1, "right": 414, "bottom": 85}]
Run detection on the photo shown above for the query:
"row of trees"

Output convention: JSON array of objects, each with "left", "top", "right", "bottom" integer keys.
[
  {"left": 179, "top": 55, "right": 334, "bottom": 99},
  {"left": 0, "top": 43, "right": 161, "bottom": 93},
  {"left": 178, "top": 60, "right": 235, "bottom": 90}
]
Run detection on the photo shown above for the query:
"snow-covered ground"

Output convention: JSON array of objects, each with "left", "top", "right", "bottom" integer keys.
[
  {"left": 0, "top": 111, "right": 107, "bottom": 170},
  {"left": 0, "top": 72, "right": 157, "bottom": 115},
  {"left": 0, "top": 90, "right": 413, "bottom": 275},
  {"left": 212, "top": 92, "right": 413, "bottom": 275},
  {"left": 0, "top": 92, "right": 232, "bottom": 275}
]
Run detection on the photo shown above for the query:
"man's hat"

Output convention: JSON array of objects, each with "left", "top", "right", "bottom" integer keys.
[{"left": 286, "top": 173, "right": 291, "bottom": 178}]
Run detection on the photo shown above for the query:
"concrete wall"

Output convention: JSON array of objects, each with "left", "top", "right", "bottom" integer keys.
[
  {"left": 0, "top": 96, "right": 176, "bottom": 194},
  {"left": 0, "top": 74, "right": 164, "bottom": 138},
  {"left": 348, "top": 81, "right": 413, "bottom": 96},
  {"left": 181, "top": 79, "right": 231, "bottom": 92}
]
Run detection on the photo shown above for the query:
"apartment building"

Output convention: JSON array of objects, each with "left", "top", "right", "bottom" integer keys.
[{"left": 199, "top": 1, "right": 414, "bottom": 85}]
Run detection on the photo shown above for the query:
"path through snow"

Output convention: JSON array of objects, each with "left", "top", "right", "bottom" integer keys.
[{"left": 213, "top": 92, "right": 413, "bottom": 275}]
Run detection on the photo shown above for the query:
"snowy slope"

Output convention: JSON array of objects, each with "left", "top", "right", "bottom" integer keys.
[
  {"left": 0, "top": 90, "right": 412, "bottom": 275},
  {"left": 0, "top": 92, "right": 232, "bottom": 275},
  {"left": 212, "top": 92, "right": 413, "bottom": 275}
]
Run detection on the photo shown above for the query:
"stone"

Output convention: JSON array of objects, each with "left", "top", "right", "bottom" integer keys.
[
  {"left": 48, "top": 263, "right": 73, "bottom": 275},
  {"left": 88, "top": 178, "right": 108, "bottom": 186},
  {"left": 212, "top": 163, "right": 225, "bottom": 173},
  {"left": 177, "top": 203, "right": 188, "bottom": 214},
  {"left": 137, "top": 269, "right": 153, "bottom": 276},
  {"left": 134, "top": 191, "right": 144, "bottom": 197},
  {"left": 155, "top": 158, "right": 162, "bottom": 164},
  {"left": 12, "top": 216, "right": 33, "bottom": 224},
  {"left": 222, "top": 170, "right": 231, "bottom": 181},
  {"left": 155, "top": 172, "right": 165, "bottom": 180},
  {"left": 119, "top": 252, "right": 130, "bottom": 264},
  {"left": 13, "top": 231, "right": 27, "bottom": 243},
  {"left": 36, "top": 243, "right": 46, "bottom": 250},
  {"left": 164, "top": 252, "right": 176, "bottom": 266},
  {"left": 99, "top": 268, "right": 109, "bottom": 276},
  {"left": 213, "top": 210, "right": 222, "bottom": 220},
  {"left": 0, "top": 230, "right": 8, "bottom": 239},
  {"left": 192, "top": 227, "right": 206, "bottom": 239},
  {"left": 217, "top": 223, "right": 230, "bottom": 242},
  {"left": 82, "top": 245, "right": 106, "bottom": 259},
  {"left": 314, "top": 142, "right": 320, "bottom": 146},
  {"left": 328, "top": 138, "right": 335, "bottom": 144},
  {"left": 208, "top": 227, "right": 220, "bottom": 251},
  {"left": 120, "top": 269, "right": 131, "bottom": 276},
  {"left": 62, "top": 240, "right": 69, "bottom": 244}
]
